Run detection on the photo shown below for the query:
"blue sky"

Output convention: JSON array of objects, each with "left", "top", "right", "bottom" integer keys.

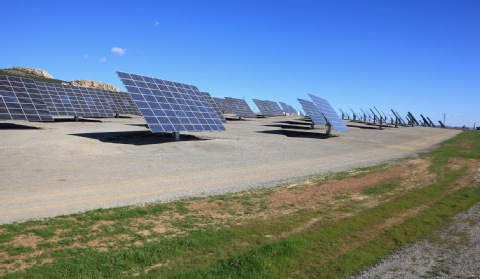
[{"left": 2, "top": 0, "right": 479, "bottom": 128}]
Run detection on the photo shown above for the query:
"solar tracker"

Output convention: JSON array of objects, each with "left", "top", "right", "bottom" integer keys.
[
  {"left": 297, "top": 98, "right": 326, "bottom": 126},
  {"left": 349, "top": 108, "right": 360, "bottom": 120},
  {"left": 224, "top": 97, "right": 256, "bottom": 118},
  {"left": 0, "top": 75, "right": 53, "bottom": 122},
  {"left": 265, "top": 100, "right": 283, "bottom": 116},
  {"left": 202, "top": 92, "right": 227, "bottom": 123},
  {"left": 212, "top": 97, "right": 233, "bottom": 113},
  {"left": 279, "top": 102, "right": 296, "bottom": 115},
  {"left": 253, "top": 99, "right": 281, "bottom": 116},
  {"left": 102, "top": 90, "right": 141, "bottom": 116},
  {"left": 308, "top": 94, "right": 348, "bottom": 132},
  {"left": 117, "top": 71, "right": 226, "bottom": 133},
  {"left": 36, "top": 82, "right": 114, "bottom": 118}
]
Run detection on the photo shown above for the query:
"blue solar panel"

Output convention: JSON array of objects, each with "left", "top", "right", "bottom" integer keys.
[
  {"left": 102, "top": 90, "right": 141, "bottom": 116},
  {"left": 117, "top": 71, "right": 226, "bottom": 133},
  {"left": 279, "top": 102, "right": 296, "bottom": 115},
  {"left": 308, "top": 94, "right": 348, "bottom": 132},
  {"left": 297, "top": 98, "right": 326, "bottom": 125},
  {"left": 212, "top": 97, "right": 233, "bottom": 113},
  {"left": 202, "top": 92, "right": 226, "bottom": 123},
  {"left": 0, "top": 75, "right": 53, "bottom": 122},
  {"left": 224, "top": 97, "right": 256, "bottom": 118}
]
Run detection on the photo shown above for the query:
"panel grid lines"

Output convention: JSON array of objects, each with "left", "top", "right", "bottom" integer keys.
[{"left": 309, "top": 94, "right": 348, "bottom": 132}]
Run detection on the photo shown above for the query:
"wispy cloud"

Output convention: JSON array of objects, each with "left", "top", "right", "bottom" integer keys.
[
  {"left": 154, "top": 19, "right": 160, "bottom": 26},
  {"left": 99, "top": 57, "right": 107, "bottom": 63},
  {"left": 111, "top": 47, "right": 126, "bottom": 56}
]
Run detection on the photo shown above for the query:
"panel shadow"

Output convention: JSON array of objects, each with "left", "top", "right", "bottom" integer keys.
[{"left": 70, "top": 131, "right": 209, "bottom": 145}]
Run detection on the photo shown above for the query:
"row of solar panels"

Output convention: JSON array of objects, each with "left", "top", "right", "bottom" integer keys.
[
  {"left": 0, "top": 75, "right": 140, "bottom": 122},
  {"left": 342, "top": 108, "right": 438, "bottom": 128}
]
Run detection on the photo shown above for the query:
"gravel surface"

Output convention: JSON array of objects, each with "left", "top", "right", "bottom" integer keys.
[
  {"left": 351, "top": 201, "right": 480, "bottom": 279},
  {"left": 0, "top": 116, "right": 460, "bottom": 224}
]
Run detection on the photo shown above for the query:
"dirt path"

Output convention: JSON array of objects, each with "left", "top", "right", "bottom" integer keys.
[{"left": 0, "top": 116, "right": 460, "bottom": 224}]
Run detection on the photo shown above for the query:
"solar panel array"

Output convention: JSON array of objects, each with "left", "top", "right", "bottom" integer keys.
[
  {"left": 279, "top": 102, "right": 296, "bottom": 115},
  {"left": 103, "top": 90, "right": 141, "bottom": 116},
  {"left": 117, "top": 71, "right": 225, "bottom": 133},
  {"left": 36, "top": 82, "right": 114, "bottom": 118},
  {"left": 0, "top": 75, "right": 53, "bottom": 122},
  {"left": 202, "top": 92, "right": 226, "bottom": 123},
  {"left": 297, "top": 98, "right": 326, "bottom": 125},
  {"left": 224, "top": 97, "right": 256, "bottom": 118},
  {"left": 212, "top": 97, "right": 233, "bottom": 113},
  {"left": 308, "top": 94, "right": 348, "bottom": 132},
  {"left": 253, "top": 99, "right": 282, "bottom": 116}
]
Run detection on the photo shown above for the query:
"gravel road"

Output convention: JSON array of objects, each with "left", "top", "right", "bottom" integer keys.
[
  {"left": 351, "top": 202, "right": 480, "bottom": 279},
  {"left": 0, "top": 116, "right": 460, "bottom": 224}
]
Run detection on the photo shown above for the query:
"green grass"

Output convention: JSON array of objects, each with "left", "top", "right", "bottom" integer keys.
[{"left": 1, "top": 131, "right": 479, "bottom": 278}]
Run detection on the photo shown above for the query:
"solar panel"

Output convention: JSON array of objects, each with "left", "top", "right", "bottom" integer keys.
[
  {"left": 0, "top": 75, "right": 53, "bottom": 122},
  {"left": 36, "top": 82, "right": 114, "bottom": 118},
  {"left": 102, "top": 90, "right": 141, "bottom": 116},
  {"left": 253, "top": 99, "right": 272, "bottom": 116},
  {"left": 264, "top": 100, "right": 283, "bottom": 116},
  {"left": 338, "top": 108, "right": 349, "bottom": 119},
  {"left": 202, "top": 92, "right": 226, "bottom": 123},
  {"left": 297, "top": 98, "right": 326, "bottom": 125},
  {"left": 117, "top": 71, "right": 226, "bottom": 133},
  {"left": 224, "top": 97, "right": 256, "bottom": 118},
  {"left": 211, "top": 97, "right": 232, "bottom": 114},
  {"left": 308, "top": 94, "right": 348, "bottom": 132},
  {"left": 279, "top": 102, "right": 296, "bottom": 115}
]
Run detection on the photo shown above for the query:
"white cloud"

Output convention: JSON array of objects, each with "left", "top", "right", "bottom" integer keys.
[
  {"left": 154, "top": 19, "right": 160, "bottom": 26},
  {"left": 99, "top": 57, "right": 107, "bottom": 63},
  {"left": 111, "top": 47, "right": 126, "bottom": 56}
]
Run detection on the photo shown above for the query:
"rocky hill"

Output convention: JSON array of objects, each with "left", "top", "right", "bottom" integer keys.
[{"left": 0, "top": 66, "right": 120, "bottom": 92}]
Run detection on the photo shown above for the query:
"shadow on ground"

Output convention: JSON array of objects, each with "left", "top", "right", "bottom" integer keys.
[
  {"left": 70, "top": 131, "right": 208, "bottom": 145},
  {"left": 257, "top": 129, "right": 333, "bottom": 139},
  {"left": 0, "top": 123, "right": 41, "bottom": 130}
]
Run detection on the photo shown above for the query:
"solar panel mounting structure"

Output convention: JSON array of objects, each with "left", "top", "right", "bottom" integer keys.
[
  {"left": 297, "top": 98, "right": 326, "bottom": 128},
  {"left": 223, "top": 97, "right": 256, "bottom": 119},
  {"left": 253, "top": 99, "right": 278, "bottom": 116},
  {"left": 0, "top": 75, "right": 53, "bottom": 122},
  {"left": 265, "top": 100, "right": 283, "bottom": 116},
  {"left": 349, "top": 108, "right": 360, "bottom": 121},
  {"left": 202, "top": 92, "right": 227, "bottom": 123},
  {"left": 117, "top": 71, "right": 225, "bottom": 140},
  {"left": 279, "top": 102, "right": 296, "bottom": 115},
  {"left": 308, "top": 94, "right": 348, "bottom": 135}
]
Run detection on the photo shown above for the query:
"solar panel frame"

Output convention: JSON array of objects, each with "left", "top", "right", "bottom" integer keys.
[
  {"left": 264, "top": 100, "right": 283, "bottom": 116},
  {"left": 297, "top": 98, "right": 327, "bottom": 125},
  {"left": 308, "top": 94, "right": 348, "bottom": 132},
  {"left": 117, "top": 71, "right": 226, "bottom": 133},
  {"left": 224, "top": 97, "right": 256, "bottom": 118},
  {"left": 202, "top": 92, "right": 226, "bottom": 123},
  {"left": 0, "top": 75, "right": 53, "bottom": 122}
]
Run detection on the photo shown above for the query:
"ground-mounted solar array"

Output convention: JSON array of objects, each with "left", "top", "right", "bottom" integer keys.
[
  {"left": 253, "top": 99, "right": 282, "bottom": 116},
  {"left": 36, "top": 82, "right": 114, "bottom": 118},
  {"left": 309, "top": 94, "right": 348, "bottom": 132},
  {"left": 297, "top": 98, "right": 326, "bottom": 125},
  {"left": 279, "top": 102, "right": 296, "bottom": 115},
  {"left": 212, "top": 97, "right": 234, "bottom": 114},
  {"left": 224, "top": 97, "right": 256, "bottom": 118},
  {"left": 117, "top": 71, "right": 226, "bottom": 133},
  {"left": 102, "top": 90, "right": 141, "bottom": 116},
  {"left": 0, "top": 75, "right": 53, "bottom": 122},
  {"left": 202, "top": 92, "right": 226, "bottom": 123}
]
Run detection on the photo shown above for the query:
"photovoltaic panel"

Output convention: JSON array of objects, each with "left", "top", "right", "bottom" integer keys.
[
  {"left": 0, "top": 75, "right": 53, "bottom": 122},
  {"left": 297, "top": 98, "right": 326, "bottom": 125},
  {"left": 102, "top": 90, "right": 141, "bottom": 116},
  {"left": 36, "top": 82, "right": 114, "bottom": 118},
  {"left": 117, "top": 71, "right": 225, "bottom": 133},
  {"left": 253, "top": 99, "right": 270, "bottom": 116},
  {"left": 279, "top": 102, "right": 296, "bottom": 115},
  {"left": 212, "top": 97, "right": 233, "bottom": 113},
  {"left": 338, "top": 108, "right": 349, "bottom": 119},
  {"left": 264, "top": 100, "right": 283, "bottom": 116},
  {"left": 224, "top": 97, "right": 256, "bottom": 118},
  {"left": 202, "top": 92, "right": 226, "bottom": 123},
  {"left": 308, "top": 94, "right": 348, "bottom": 132}
]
